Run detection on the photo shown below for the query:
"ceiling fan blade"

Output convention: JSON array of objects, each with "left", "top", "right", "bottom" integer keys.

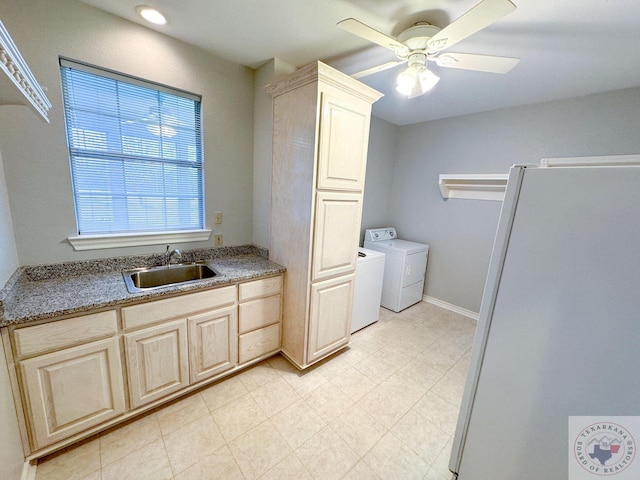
[
  {"left": 426, "top": 0, "right": 516, "bottom": 53},
  {"left": 351, "top": 60, "right": 406, "bottom": 79},
  {"left": 435, "top": 52, "right": 519, "bottom": 73},
  {"left": 337, "top": 18, "right": 409, "bottom": 55}
]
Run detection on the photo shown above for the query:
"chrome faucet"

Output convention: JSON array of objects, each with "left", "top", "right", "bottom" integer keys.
[{"left": 164, "top": 245, "right": 182, "bottom": 266}]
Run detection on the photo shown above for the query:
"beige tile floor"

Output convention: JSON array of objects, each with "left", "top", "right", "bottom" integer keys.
[{"left": 35, "top": 301, "right": 475, "bottom": 480}]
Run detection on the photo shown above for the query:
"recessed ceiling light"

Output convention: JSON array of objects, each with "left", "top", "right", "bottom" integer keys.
[{"left": 135, "top": 5, "right": 168, "bottom": 25}]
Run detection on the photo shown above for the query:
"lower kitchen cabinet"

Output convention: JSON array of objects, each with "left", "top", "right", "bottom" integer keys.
[
  {"left": 124, "top": 319, "right": 189, "bottom": 409},
  {"left": 238, "top": 276, "right": 282, "bottom": 364},
  {"left": 20, "top": 337, "right": 126, "bottom": 450},
  {"left": 7, "top": 273, "right": 283, "bottom": 458},
  {"left": 126, "top": 303, "right": 240, "bottom": 400},
  {"left": 188, "top": 305, "right": 237, "bottom": 383},
  {"left": 307, "top": 274, "right": 355, "bottom": 364}
]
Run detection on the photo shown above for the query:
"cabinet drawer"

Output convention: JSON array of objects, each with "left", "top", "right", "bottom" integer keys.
[
  {"left": 238, "top": 323, "right": 280, "bottom": 364},
  {"left": 122, "top": 286, "right": 236, "bottom": 330},
  {"left": 239, "top": 295, "right": 281, "bottom": 334},
  {"left": 239, "top": 276, "right": 282, "bottom": 302},
  {"left": 14, "top": 311, "right": 118, "bottom": 358}
]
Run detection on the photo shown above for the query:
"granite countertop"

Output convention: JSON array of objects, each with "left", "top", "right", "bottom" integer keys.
[{"left": 0, "top": 245, "right": 285, "bottom": 327}]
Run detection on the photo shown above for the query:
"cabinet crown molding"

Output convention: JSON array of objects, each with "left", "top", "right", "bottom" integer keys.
[
  {"left": 264, "top": 61, "right": 383, "bottom": 104},
  {"left": 0, "top": 20, "right": 51, "bottom": 121}
]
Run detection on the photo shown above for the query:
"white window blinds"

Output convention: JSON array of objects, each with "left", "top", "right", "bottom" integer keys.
[{"left": 60, "top": 58, "right": 204, "bottom": 235}]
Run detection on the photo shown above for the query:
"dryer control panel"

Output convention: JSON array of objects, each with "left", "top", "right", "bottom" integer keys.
[{"left": 365, "top": 228, "right": 397, "bottom": 242}]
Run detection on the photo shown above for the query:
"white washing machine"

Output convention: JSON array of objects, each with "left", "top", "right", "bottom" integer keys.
[
  {"left": 352, "top": 247, "right": 385, "bottom": 333},
  {"left": 364, "top": 228, "right": 429, "bottom": 312}
]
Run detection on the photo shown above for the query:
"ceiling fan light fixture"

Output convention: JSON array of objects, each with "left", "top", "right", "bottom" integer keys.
[
  {"left": 396, "top": 67, "right": 418, "bottom": 96},
  {"left": 136, "top": 5, "right": 168, "bottom": 25},
  {"left": 396, "top": 66, "right": 439, "bottom": 97},
  {"left": 418, "top": 69, "right": 440, "bottom": 93}
]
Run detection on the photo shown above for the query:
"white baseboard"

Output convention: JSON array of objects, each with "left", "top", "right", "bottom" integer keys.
[
  {"left": 424, "top": 295, "right": 479, "bottom": 321},
  {"left": 22, "top": 461, "right": 36, "bottom": 480}
]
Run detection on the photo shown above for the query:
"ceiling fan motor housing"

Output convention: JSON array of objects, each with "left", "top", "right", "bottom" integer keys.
[{"left": 397, "top": 23, "right": 441, "bottom": 51}]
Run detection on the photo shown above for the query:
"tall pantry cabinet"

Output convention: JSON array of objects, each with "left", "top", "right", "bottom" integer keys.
[{"left": 266, "top": 61, "right": 382, "bottom": 369}]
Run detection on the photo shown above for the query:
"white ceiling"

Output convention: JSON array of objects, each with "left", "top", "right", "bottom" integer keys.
[{"left": 79, "top": 0, "right": 640, "bottom": 126}]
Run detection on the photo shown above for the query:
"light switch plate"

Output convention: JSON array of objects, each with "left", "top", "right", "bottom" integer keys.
[
  {"left": 214, "top": 212, "right": 223, "bottom": 224},
  {"left": 214, "top": 233, "right": 223, "bottom": 246}
]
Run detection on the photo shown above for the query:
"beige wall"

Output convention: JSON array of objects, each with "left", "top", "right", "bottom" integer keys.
[
  {"left": 0, "top": 144, "right": 19, "bottom": 287},
  {"left": 0, "top": 337, "right": 24, "bottom": 480},
  {"left": 0, "top": 140, "right": 22, "bottom": 480},
  {"left": 359, "top": 116, "right": 399, "bottom": 244},
  {"left": 371, "top": 86, "right": 640, "bottom": 312},
  {"left": 252, "top": 59, "right": 295, "bottom": 249},
  {"left": 0, "top": 0, "right": 255, "bottom": 265}
]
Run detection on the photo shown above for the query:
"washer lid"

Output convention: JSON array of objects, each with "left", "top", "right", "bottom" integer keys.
[
  {"left": 367, "top": 239, "right": 429, "bottom": 254},
  {"left": 358, "top": 247, "right": 386, "bottom": 262}
]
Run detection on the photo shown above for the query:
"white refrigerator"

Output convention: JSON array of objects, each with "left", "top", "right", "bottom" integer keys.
[{"left": 449, "top": 156, "right": 640, "bottom": 479}]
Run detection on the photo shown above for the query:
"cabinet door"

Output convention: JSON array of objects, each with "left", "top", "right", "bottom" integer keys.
[
  {"left": 312, "top": 191, "right": 362, "bottom": 281},
  {"left": 188, "top": 306, "right": 237, "bottom": 384},
  {"left": 316, "top": 90, "right": 372, "bottom": 192},
  {"left": 125, "top": 320, "right": 189, "bottom": 409},
  {"left": 21, "top": 337, "right": 126, "bottom": 450},
  {"left": 307, "top": 274, "right": 355, "bottom": 364}
]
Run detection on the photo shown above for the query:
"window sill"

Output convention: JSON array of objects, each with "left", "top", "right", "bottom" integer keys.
[{"left": 68, "top": 230, "right": 212, "bottom": 251}]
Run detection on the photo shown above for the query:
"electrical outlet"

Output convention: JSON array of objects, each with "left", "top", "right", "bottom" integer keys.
[
  {"left": 214, "top": 211, "right": 223, "bottom": 224},
  {"left": 214, "top": 233, "right": 223, "bottom": 246}
]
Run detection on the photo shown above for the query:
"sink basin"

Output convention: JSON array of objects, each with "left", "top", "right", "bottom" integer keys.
[{"left": 123, "top": 263, "right": 217, "bottom": 293}]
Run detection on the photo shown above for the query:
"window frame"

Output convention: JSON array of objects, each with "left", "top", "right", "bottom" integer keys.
[{"left": 59, "top": 58, "right": 210, "bottom": 250}]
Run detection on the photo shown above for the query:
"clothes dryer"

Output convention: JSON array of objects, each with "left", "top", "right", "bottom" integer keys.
[{"left": 364, "top": 228, "right": 429, "bottom": 312}]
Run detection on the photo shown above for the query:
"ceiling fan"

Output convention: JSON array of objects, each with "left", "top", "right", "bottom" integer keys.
[{"left": 337, "top": 0, "right": 519, "bottom": 98}]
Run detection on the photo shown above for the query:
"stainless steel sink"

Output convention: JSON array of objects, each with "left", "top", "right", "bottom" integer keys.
[{"left": 123, "top": 262, "right": 217, "bottom": 293}]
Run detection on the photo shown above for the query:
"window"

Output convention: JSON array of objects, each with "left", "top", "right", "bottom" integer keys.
[{"left": 60, "top": 59, "right": 205, "bottom": 244}]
